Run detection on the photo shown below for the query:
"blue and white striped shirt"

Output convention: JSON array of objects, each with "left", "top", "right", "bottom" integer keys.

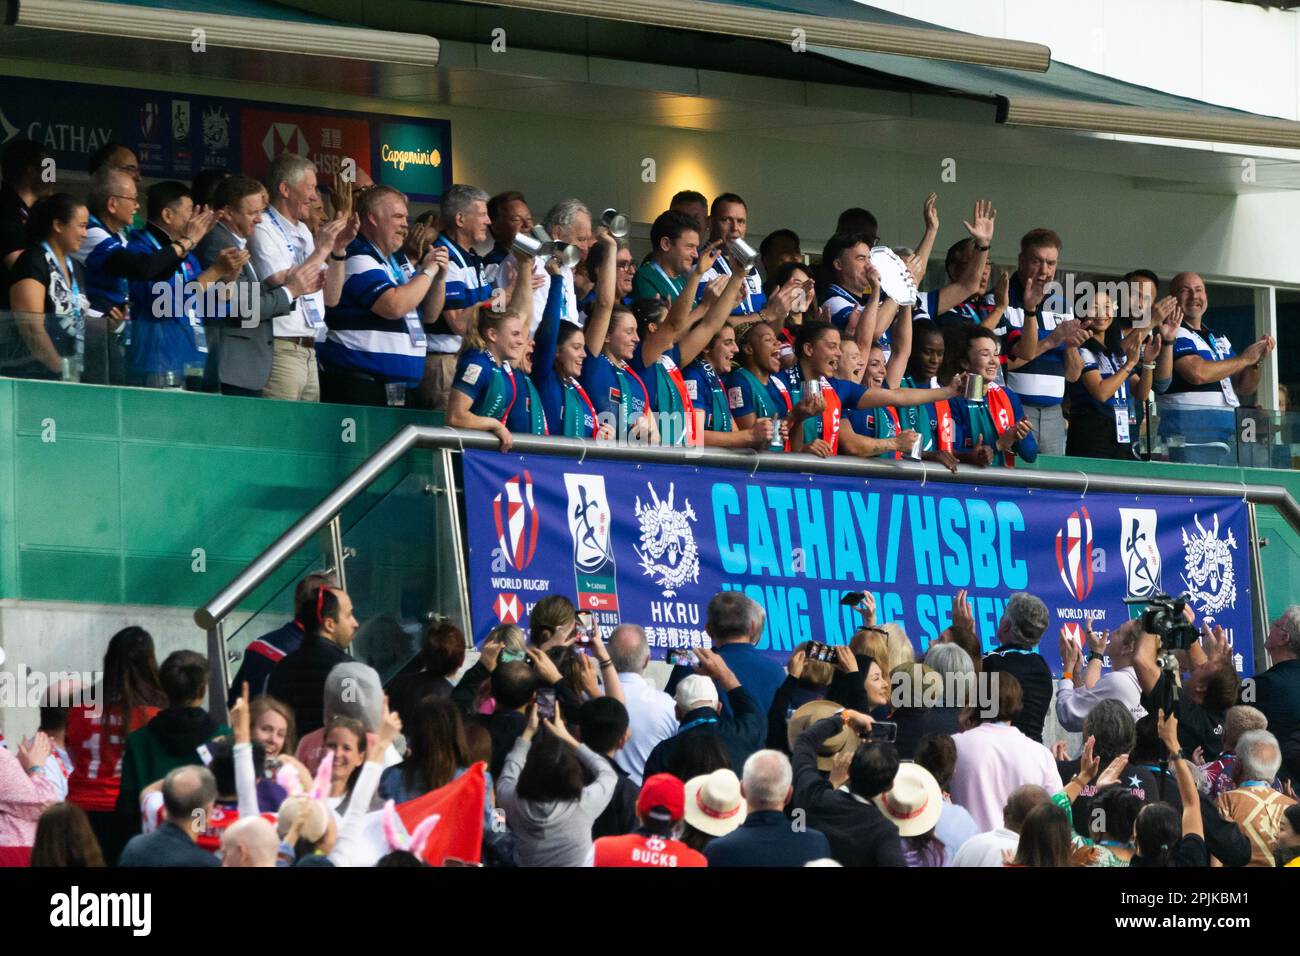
[
  {"left": 1002, "top": 275, "right": 1073, "bottom": 408},
  {"left": 319, "top": 235, "right": 427, "bottom": 387}
]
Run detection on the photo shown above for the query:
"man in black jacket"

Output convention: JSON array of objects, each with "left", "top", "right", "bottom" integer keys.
[
  {"left": 791, "top": 708, "right": 906, "bottom": 867},
  {"left": 266, "top": 586, "right": 357, "bottom": 737},
  {"left": 642, "top": 647, "right": 766, "bottom": 779},
  {"left": 580, "top": 696, "right": 639, "bottom": 839},
  {"left": 980, "top": 593, "right": 1053, "bottom": 742}
]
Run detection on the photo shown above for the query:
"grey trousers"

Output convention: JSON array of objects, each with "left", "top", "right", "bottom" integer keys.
[{"left": 1023, "top": 404, "right": 1065, "bottom": 457}]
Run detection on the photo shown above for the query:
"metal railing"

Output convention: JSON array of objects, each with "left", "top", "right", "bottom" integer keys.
[{"left": 194, "top": 425, "right": 1300, "bottom": 719}]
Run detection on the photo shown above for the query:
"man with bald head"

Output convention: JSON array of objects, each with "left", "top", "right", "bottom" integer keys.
[
  {"left": 220, "top": 815, "right": 280, "bottom": 867},
  {"left": 609, "top": 623, "right": 678, "bottom": 785},
  {"left": 118, "top": 765, "right": 220, "bottom": 867},
  {"left": 1159, "top": 271, "right": 1274, "bottom": 464}
]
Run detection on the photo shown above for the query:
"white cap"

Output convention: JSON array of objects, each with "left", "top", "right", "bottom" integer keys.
[{"left": 675, "top": 674, "right": 719, "bottom": 711}]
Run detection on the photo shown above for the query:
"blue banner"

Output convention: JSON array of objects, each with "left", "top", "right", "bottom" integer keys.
[
  {"left": 463, "top": 451, "right": 1256, "bottom": 676},
  {"left": 0, "top": 76, "right": 450, "bottom": 201}
]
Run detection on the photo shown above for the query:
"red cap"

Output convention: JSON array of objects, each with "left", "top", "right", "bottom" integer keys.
[{"left": 637, "top": 773, "right": 686, "bottom": 821}]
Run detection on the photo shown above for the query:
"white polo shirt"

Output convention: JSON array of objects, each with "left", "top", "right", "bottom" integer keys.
[{"left": 249, "top": 206, "right": 325, "bottom": 339}]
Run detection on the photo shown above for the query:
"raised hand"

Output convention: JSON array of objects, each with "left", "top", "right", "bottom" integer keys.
[
  {"left": 788, "top": 646, "right": 806, "bottom": 680},
  {"left": 479, "top": 637, "right": 504, "bottom": 673},
  {"left": 833, "top": 645, "right": 859, "bottom": 673},
  {"left": 1095, "top": 754, "right": 1129, "bottom": 789},
  {"left": 402, "top": 222, "right": 430, "bottom": 263},
  {"left": 694, "top": 240, "right": 723, "bottom": 278},
  {"left": 377, "top": 695, "right": 402, "bottom": 751},
  {"left": 829, "top": 745, "right": 855, "bottom": 790},
  {"left": 284, "top": 260, "right": 325, "bottom": 299},
  {"left": 17, "top": 731, "right": 51, "bottom": 771},
  {"left": 184, "top": 206, "right": 216, "bottom": 242},
  {"left": 1085, "top": 619, "right": 1108, "bottom": 655},
  {"left": 1050, "top": 740, "right": 1069, "bottom": 761},
  {"left": 1157, "top": 708, "right": 1180, "bottom": 757},
  {"left": 524, "top": 645, "right": 562, "bottom": 686},
  {"left": 544, "top": 700, "right": 580, "bottom": 747},
  {"left": 231, "top": 681, "right": 251, "bottom": 745},
  {"left": 994, "top": 270, "right": 1010, "bottom": 309},
  {"left": 693, "top": 646, "right": 739, "bottom": 690},
  {"left": 962, "top": 199, "right": 996, "bottom": 248},
  {"left": 951, "top": 589, "right": 974, "bottom": 637},
  {"left": 922, "top": 192, "right": 938, "bottom": 233}
]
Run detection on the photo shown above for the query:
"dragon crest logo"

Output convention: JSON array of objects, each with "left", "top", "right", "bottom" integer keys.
[
  {"left": 634, "top": 482, "right": 699, "bottom": 598},
  {"left": 1181, "top": 512, "right": 1237, "bottom": 615}
]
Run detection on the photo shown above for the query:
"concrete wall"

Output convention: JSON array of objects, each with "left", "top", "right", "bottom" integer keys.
[{"left": 0, "top": 600, "right": 252, "bottom": 744}]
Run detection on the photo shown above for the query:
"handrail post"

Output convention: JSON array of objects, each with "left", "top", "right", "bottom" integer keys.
[{"left": 208, "top": 621, "right": 228, "bottom": 724}]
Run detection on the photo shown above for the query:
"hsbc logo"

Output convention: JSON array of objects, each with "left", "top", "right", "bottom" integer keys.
[
  {"left": 1055, "top": 506, "right": 1095, "bottom": 601},
  {"left": 262, "top": 122, "right": 310, "bottom": 161},
  {"left": 492, "top": 472, "right": 540, "bottom": 571},
  {"left": 494, "top": 593, "right": 521, "bottom": 625}
]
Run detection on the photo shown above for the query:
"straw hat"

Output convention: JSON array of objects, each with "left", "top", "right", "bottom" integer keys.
[
  {"left": 683, "top": 769, "right": 747, "bottom": 837},
  {"left": 872, "top": 763, "right": 943, "bottom": 837},
  {"left": 786, "top": 700, "right": 856, "bottom": 771}
]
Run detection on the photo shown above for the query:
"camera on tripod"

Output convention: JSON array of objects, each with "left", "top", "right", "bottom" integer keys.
[{"left": 1123, "top": 592, "right": 1199, "bottom": 651}]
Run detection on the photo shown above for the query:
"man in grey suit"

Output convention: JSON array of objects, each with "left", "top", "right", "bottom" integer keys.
[{"left": 196, "top": 176, "right": 323, "bottom": 396}]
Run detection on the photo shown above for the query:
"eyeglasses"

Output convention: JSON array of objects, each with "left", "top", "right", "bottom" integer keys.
[
  {"left": 110, "top": 194, "right": 140, "bottom": 206},
  {"left": 616, "top": 260, "right": 635, "bottom": 270},
  {"left": 861, "top": 626, "right": 888, "bottom": 636}
]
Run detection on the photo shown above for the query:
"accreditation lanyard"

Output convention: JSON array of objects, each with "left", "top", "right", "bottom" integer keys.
[
  {"left": 42, "top": 242, "right": 83, "bottom": 324},
  {"left": 366, "top": 236, "right": 426, "bottom": 348},
  {"left": 141, "top": 230, "right": 198, "bottom": 322},
  {"left": 266, "top": 207, "right": 306, "bottom": 265}
]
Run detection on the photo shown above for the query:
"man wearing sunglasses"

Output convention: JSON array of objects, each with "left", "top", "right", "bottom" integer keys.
[{"left": 267, "top": 585, "right": 359, "bottom": 737}]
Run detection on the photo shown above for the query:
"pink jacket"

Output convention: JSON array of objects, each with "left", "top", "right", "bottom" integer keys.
[{"left": 0, "top": 744, "right": 61, "bottom": 851}]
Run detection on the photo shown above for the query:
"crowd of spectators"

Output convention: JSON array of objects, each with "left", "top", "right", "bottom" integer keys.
[
  {"left": 0, "top": 136, "right": 1276, "bottom": 465},
  {"left": 3, "top": 578, "right": 1298, "bottom": 868}
]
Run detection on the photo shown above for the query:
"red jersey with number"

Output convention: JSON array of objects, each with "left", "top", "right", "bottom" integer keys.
[
  {"left": 593, "top": 833, "right": 707, "bottom": 868},
  {"left": 65, "top": 702, "right": 160, "bottom": 811}
]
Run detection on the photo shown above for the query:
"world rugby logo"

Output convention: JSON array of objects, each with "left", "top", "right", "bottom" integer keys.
[
  {"left": 1055, "top": 506, "right": 1094, "bottom": 601},
  {"left": 492, "top": 472, "right": 539, "bottom": 571}
]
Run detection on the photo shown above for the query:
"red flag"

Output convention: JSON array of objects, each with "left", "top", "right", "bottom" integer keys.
[{"left": 396, "top": 761, "right": 486, "bottom": 866}]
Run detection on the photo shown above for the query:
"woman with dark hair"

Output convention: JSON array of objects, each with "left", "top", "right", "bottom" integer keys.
[
  {"left": 1086, "top": 785, "right": 1143, "bottom": 866},
  {"left": 7, "top": 192, "right": 92, "bottom": 379},
  {"left": 1006, "top": 802, "right": 1074, "bottom": 867},
  {"left": 1274, "top": 803, "right": 1300, "bottom": 867},
  {"left": 30, "top": 802, "right": 105, "bottom": 867},
  {"left": 496, "top": 700, "right": 615, "bottom": 866},
  {"left": 533, "top": 232, "right": 615, "bottom": 439},
  {"left": 1131, "top": 710, "right": 1207, "bottom": 867},
  {"left": 1065, "top": 288, "right": 1158, "bottom": 460},
  {"left": 665, "top": 732, "right": 732, "bottom": 784},
  {"left": 65, "top": 626, "right": 166, "bottom": 865},
  {"left": 727, "top": 321, "right": 794, "bottom": 452},
  {"left": 386, "top": 619, "right": 466, "bottom": 725},
  {"left": 379, "top": 696, "right": 472, "bottom": 803}
]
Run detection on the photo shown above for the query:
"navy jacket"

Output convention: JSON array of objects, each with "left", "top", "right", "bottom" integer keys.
[
  {"left": 227, "top": 620, "right": 304, "bottom": 708},
  {"left": 642, "top": 687, "right": 766, "bottom": 779},
  {"left": 703, "top": 809, "right": 832, "bottom": 867},
  {"left": 118, "top": 821, "right": 220, "bottom": 868},
  {"left": 981, "top": 645, "right": 1053, "bottom": 743},
  {"left": 265, "top": 636, "right": 351, "bottom": 738},
  {"left": 665, "top": 642, "right": 787, "bottom": 719},
  {"left": 791, "top": 717, "right": 905, "bottom": 867}
]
